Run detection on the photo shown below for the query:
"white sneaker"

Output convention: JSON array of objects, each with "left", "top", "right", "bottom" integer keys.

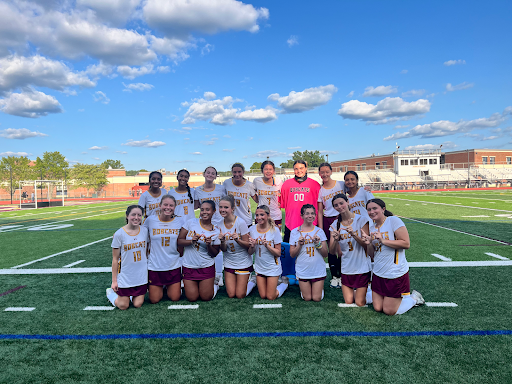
[
  {"left": 337, "top": 277, "right": 342, "bottom": 289},
  {"left": 249, "top": 273, "right": 257, "bottom": 285},
  {"left": 411, "top": 290, "right": 425, "bottom": 306},
  {"left": 330, "top": 277, "right": 339, "bottom": 288},
  {"left": 214, "top": 275, "right": 223, "bottom": 286},
  {"left": 278, "top": 275, "right": 289, "bottom": 285},
  {"left": 106, "top": 288, "right": 117, "bottom": 307}
]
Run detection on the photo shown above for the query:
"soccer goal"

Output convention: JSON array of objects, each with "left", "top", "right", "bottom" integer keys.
[{"left": 18, "top": 180, "right": 66, "bottom": 209}]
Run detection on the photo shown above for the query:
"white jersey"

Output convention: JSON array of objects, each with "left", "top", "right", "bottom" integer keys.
[
  {"left": 143, "top": 215, "right": 184, "bottom": 271},
  {"left": 250, "top": 225, "right": 282, "bottom": 277},
  {"left": 329, "top": 214, "right": 371, "bottom": 275},
  {"left": 168, "top": 188, "right": 196, "bottom": 222},
  {"left": 223, "top": 178, "right": 257, "bottom": 226},
  {"left": 348, "top": 188, "right": 374, "bottom": 219},
  {"left": 370, "top": 216, "right": 409, "bottom": 279},
  {"left": 253, "top": 176, "right": 283, "bottom": 221},
  {"left": 181, "top": 218, "right": 221, "bottom": 269},
  {"left": 195, "top": 184, "right": 226, "bottom": 224},
  {"left": 289, "top": 226, "right": 327, "bottom": 279},
  {"left": 111, "top": 227, "right": 148, "bottom": 288},
  {"left": 138, "top": 189, "right": 168, "bottom": 218},
  {"left": 318, "top": 181, "right": 346, "bottom": 217},
  {"left": 219, "top": 217, "right": 252, "bottom": 269}
]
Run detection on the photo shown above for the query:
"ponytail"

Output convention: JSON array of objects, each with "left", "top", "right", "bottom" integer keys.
[
  {"left": 366, "top": 198, "right": 393, "bottom": 216},
  {"left": 177, "top": 169, "right": 193, "bottom": 204}
]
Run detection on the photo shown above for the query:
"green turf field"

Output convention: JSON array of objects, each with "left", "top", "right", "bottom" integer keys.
[{"left": 1, "top": 191, "right": 511, "bottom": 383}]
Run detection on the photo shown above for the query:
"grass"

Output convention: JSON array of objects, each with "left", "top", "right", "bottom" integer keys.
[{"left": 0, "top": 190, "right": 511, "bottom": 383}]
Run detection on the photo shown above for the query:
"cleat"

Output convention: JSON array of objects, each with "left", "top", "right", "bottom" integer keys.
[
  {"left": 214, "top": 275, "right": 223, "bottom": 286},
  {"left": 330, "top": 277, "right": 340, "bottom": 288},
  {"left": 280, "top": 275, "right": 289, "bottom": 285},
  {"left": 411, "top": 290, "right": 425, "bottom": 306}
]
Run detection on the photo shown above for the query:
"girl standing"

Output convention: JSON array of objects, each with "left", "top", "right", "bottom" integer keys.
[
  {"left": 178, "top": 200, "right": 221, "bottom": 302},
  {"left": 248, "top": 205, "right": 288, "bottom": 300},
  {"left": 218, "top": 195, "right": 254, "bottom": 299},
  {"left": 345, "top": 171, "right": 374, "bottom": 220},
  {"left": 143, "top": 195, "right": 184, "bottom": 303},
  {"left": 168, "top": 169, "right": 196, "bottom": 222},
  {"left": 289, "top": 204, "right": 328, "bottom": 302},
  {"left": 138, "top": 171, "right": 167, "bottom": 219},
  {"left": 253, "top": 160, "right": 283, "bottom": 228},
  {"left": 362, "top": 198, "right": 424, "bottom": 315},
  {"left": 223, "top": 163, "right": 257, "bottom": 227},
  {"left": 329, "top": 194, "right": 371, "bottom": 307},
  {"left": 106, "top": 205, "right": 148, "bottom": 310}
]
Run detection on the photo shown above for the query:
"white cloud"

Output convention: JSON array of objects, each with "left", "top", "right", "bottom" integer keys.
[
  {"left": 288, "top": 146, "right": 301, "bottom": 149},
  {"left": 404, "top": 142, "right": 457, "bottom": 150},
  {"left": 123, "top": 82, "right": 154, "bottom": 92},
  {"left": 319, "top": 150, "right": 339, "bottom": 155},
  {"left": 394, "top": 125, "right": 410, "bottom": 129},
  {"left": 93, "top": 91, "right": 110, "bottom": 104},
  {"left": 116, "top": 151, "right": 127, "bottom": 154},
  {"left": 224, "top": 135, "right": 231, "bottom": 138},
  {"left": 77, "top": 0, "right": 141, "bottom": 25},
  {"left": 0, "top": 90, "right": 63, "bottom": 118},
  {"left": 287, "top": 35, "right": 298, "bottom": 47},
  {"left": 384, "top": 107, "right": 511, "bottom": 141},
  {"left": 444, "top": 60, "right": 466, "bottom": 66},
  {"left": 362, "top": 85, "right": 398, "bottom": 97},
  {"left": 143, "top": 0, "right": 269, "bottom": 35},
  {"left": 0, "top": 151, "right": 32, "bottom": 156},
  {"left": 400, "top": 69, "right": 408, "bottom": 74},
  {"left": 85, "top": 62, "right": 115, "bottom": 78},
  {"left": 482, "top": 135, "right": 499, "bottom": 141},
  {"left": 201, "top": 43, "right": 214, "bottom": 55},
  {"left": 308, "top": 123, "right": 321, "bottom": 129},
  {"left": 237, "top": 108, "right": 277, "bottom": 123},
  {"left": 0, "top": 55, "right": 95, "bottom": 94},
  {"left": 346, "top": 91, "right": 354, "bottom": 98},
  {"left": 446, "top": 82, "right": 474, "bottom": 92},
  {"left": 223, "top": 149, "right": 235, "bottom": 152},
  {"left": 268, "top": 85, "right": 338, "bottom": 113},
  {"left": 204, "top": 91, "right": 216, "bottom": 100},
  {"left": 251, "top": 150, "right": 287, "bottom": 158},
  {"left": 117, "top": 65, "right": 157, "bottom": 79},
  {"left": 122, "top": 139, "right": 166, "bottom": 147},
  {"left": 149, "top": 36, "right": 193, "bottom": 61},
  {"left": 247, "top": 137, "right": 253, "bottom": 141},
  {"left": 338, "top": 97, "right": 430, "bottom": 124},
  {"left": 191, "top": 152, "right": 202, "bottom": 155},
  {"left": 402, "top": 89, "right": 426, "bottom": 98},
  {"left": 89, "top": 146, "right": 107, "bottom": 150},
  {"left": 201, "top": 141, "right": 215, "bottom": 145},
  {"left": 93, "top": 157, "right": 100, "bottom": 160},
  {"left": 0, "top": 128, "right": 48, "bottom": 140}
]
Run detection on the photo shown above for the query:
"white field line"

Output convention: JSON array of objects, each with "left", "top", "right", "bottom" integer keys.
[
  {"left": 425, "top": 302, "right": 458, "bottom": 307},
  {"left": 83, "top": 306, "right": 115, "bottom": 311},
  {"left": 382, "top": 192, "right": 512, "bottom": 203},
  {"left": 431, "top": 253, "right": 452, "bottom": 261},
  {"left": 409, "top": 261, "right": 512, "bottom": 267},
  {"left": 0, "top": 210, "right": 124, "bottom": 233},
  {"left": 461, "top": 215, "right": 489, "bottom": 218},
  {"left": 338, "top": 303, "right": 367, "bottom": 308},
  {"left": 0, "top": 267, "right": 110, "bottom": 275},
  {"left": 0, "top": 202, "right": 129, "bottom": 220},
  {"left": 385, "top": 197, "right": 512, "bottom": 213},
  {"left": 168, "top": 304, "right": 199, "bottom": 309},
  {"left": 253, "top": 304, "right": 282, "bottom": 309},
  {"left": 11, "top": 237, "right": 112, "bottom": 269},
  {"left": 399, "top": 216, "right": 512, "bottom": 246},
  {"left": 4, "top": 307, "right": 35, "bottom": 311},
  {"left": 485, "top": 252, "right": 510, "bottom": 261},
  {"left": 62, "top": 260, "right": 86, "bottom": 268}
]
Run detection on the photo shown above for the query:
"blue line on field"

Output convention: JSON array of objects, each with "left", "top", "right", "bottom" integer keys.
[{"left": 1, "top": 329, "right": 511, "bottom": 341}]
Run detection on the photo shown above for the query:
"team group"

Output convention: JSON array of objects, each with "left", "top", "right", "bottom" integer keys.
[{"left": 106, "top": 160, "right": 425, "bottom": 316}]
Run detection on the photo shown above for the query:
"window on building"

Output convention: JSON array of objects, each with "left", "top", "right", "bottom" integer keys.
[
  {"left": 490, "top": 157, "right": 495, "bottom": 165},
  {"left": 375, "top": 162, "right": 380, "bottom": 169},
  {"left": 420, "top": 159, "right": 427, "bottom": 165},
  {"left": 401, "top": 159, "right": 409, "bottom": 166},
  {"left": 362, "top": 163, "right": 366, "bottom": 170},
  {"left": 482, "top": 157, "right": 488, "bottom": 165},
  {"left": 410, "top": 159, "right": 418, "bottom": 165},
  {"left": 382, "top": 161, "right": 387, "bottom": 169},
  {"left": 356, "top": 164, "right": 360, "bottom": 171},
  {"left": 429, "top": 158, "right": 438, "bottom": 165},
  {"left": 507, "top": 157, "right": 511, "bottom": 165},
  {"left": 345, "top": 166, "right": 348, "bottom": 172}
]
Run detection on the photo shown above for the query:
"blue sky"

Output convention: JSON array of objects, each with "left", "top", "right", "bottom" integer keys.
[{"left": 0, "top": 0, "right": 511, "bottom": 171}]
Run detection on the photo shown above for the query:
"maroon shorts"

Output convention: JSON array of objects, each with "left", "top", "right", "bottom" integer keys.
[
  {"left": 275, "top": 219, "right": 282, "bottom": 228},
  {"left": 341, "top": 272, "right": 371, "bottom": 289},
  {"left": 148, "top": 268, "right": 181, "bottom": 286},
  {"left": 225, "top": 266, "right": 254, "bottom": 275},
  {"left": 298, "top": 276, "right": 326, "bottom": 283},
  {"left": 256, "top": 273, "right": 279, "bottom": 278},
  {"left": 117, "top": 284, "right": 147, "bottom": 297},
  {"left": 372, "top": 272, "right": 410, "bottom": 298},
  {"left": 323, "top": 216, "right": 338, "bottom": 243},
  {"left": 182, "top": 265, "right": 215, "bottom": 281}
]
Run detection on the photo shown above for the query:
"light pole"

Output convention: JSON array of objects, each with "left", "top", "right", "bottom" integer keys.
[
  {"left": 9, "top": 164, "right": 13, "bottom": 204},
  {"left": 326, "top": 154, "right": 329, "bottom": 164},
  {"left": 394, "top": 143, "right": 400, "bottom": 190},
  {"left": 467, "top": 149, "right": 470, "bottom": 187}
]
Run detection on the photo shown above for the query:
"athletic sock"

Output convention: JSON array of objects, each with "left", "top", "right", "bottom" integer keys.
[
  {"left": 300, "top": 291, "right": 304, "bottom": 300},
  {"left": 246, "top": 280, "right": 256, "bottom": 296},
  {"left": 276, "top": 283, "right": 288, "bottom": 298},
  {"left": 395, "top": 295, "right": 416, "bottom": 315},
  {"left": 212, "top": 284, "right": 219, "bottom": 299},
  {"left": 321, "top": 290, "right": 324, "bottom": 300},
  {"left": 366, "top": 286, "right": 373, "bottom": 304},
  {"left": 106, "top": 289, "right": 118, "bottom": 307},
  {"left": 215, "top": 251, "right": 224, "bottom": 274},
  {"left": 129, "top": 296, "right": 133, "bottom": 302}
]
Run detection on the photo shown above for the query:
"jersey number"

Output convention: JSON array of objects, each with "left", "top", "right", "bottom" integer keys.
[
  {"left": 294, "top": 194, "right": 304, "bottom": 202},
  {"left": 194, "top": 242, "right": 200, "bottom": 251},
  {"left": 161, "top": 237, "right": 170, "bottom": 247},
  {"left": 306, "top": 247, "right": 314, "bottom": 257},
  {"left": 133, "top": 250, "right": 141, "bottom": 262},
  {"left": 184, "top": 206, "right": 188, "bottom": 215},
  {"left": 229, "top": 243, "right": 236, "bottom": 253},
  {"left": 348, "top": 241, "right": 353, "bottom": 252}
]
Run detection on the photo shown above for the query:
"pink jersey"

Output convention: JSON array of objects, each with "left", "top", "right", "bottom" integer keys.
[{"left": 280, "top": 177, "right": 321, "bottom": 230}]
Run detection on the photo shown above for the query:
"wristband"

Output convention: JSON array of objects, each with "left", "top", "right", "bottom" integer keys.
[{"left": 315, "top": 242, "right": 322, "bottom": 249}]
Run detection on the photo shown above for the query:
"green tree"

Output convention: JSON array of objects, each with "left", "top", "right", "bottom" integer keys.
[
  {"left": 126, "top": 169, "right": 148, "bottom": 176},
  {"left": 35, "top": 151, "right": 68, "bottom": 180},
  {"left": 101, "top": 159, "right": 124, "bottom": 169},
  {"left": 0, "top": 156, "right": 34, "bottom": 200},
  {"left": 250, "top": 161, "right": 262, "bottom": 172},
  {"left": 70, "top": 163, "right": 108, "bottom": 193},
  {"left": 280, "top": 150, "right": 325, "bottom": 169}
]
